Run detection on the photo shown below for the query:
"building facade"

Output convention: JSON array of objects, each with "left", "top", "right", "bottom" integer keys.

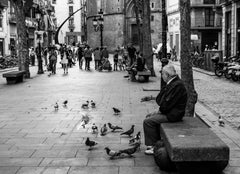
[
  {"left": 0, "top": 0, "right": 9, "bottom": 57},
  {"left": 167, "top": 0, "right": 223, "bottom": 58},
  {"left": 221, "top": 0, "right": 240, "bottom": 57},
  {"left": 86, "top": 0, "right": 163, "bottom": 51},
  {"left": 52, "top": 0, "right": 81, "bottom": 45}
]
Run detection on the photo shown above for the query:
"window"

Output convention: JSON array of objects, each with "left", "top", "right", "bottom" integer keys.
[
  {"left": 203, "top": 0, "right": 215, "bottom": 4},
  {"left": 69, "top": 6, "right": 73, "bottom": 15},
  {"left": 52, "top": 0, "right": 56, "bottom": 4},
  {"left": 152, "top": 3, "right": 154, "bottom": 8},
  {"left": 0, "top": 18, "right": 2, "bottom": 29},
  {"left": 205, "top": 8, "right": 214, "bottom": 27},
  {"left": 68, "top": 0, "right": 73, "bottom": 4},
  {"left": 118, "top": 8, "right": 120, "bottom": 12},
  {"left": 69, "top": 18, "right": 74, "bottom": 25},
  {"left": 151, "top": 15, "right": 154, "bottom": 21}
]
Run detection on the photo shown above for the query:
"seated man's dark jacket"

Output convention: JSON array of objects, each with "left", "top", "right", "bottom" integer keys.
[{"left": 156, "top": 75, "right": 188, "bottom": 122}]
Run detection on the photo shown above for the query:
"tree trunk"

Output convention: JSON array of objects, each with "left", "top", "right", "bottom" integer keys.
[
  {"left": 142, "top": 0, "right": 155, "bottom": 76},
  {"left": 161, "top": 0, "right": 167, "bottom": 59},
  {"left": 12, "top": 0, "right": 30, "bottom": 78},
  {"left": 133, "top": 0, "right": 142, "bottom": 52},
  {"left": 180, "top": 0, "right": 198, "bottom": 117}
]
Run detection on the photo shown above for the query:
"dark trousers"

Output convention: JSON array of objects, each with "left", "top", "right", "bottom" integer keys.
[
  {"left": 30, "top": 56, "right": 35, "bottom": 66},
  {"left": 85, "top": 57, "right": 91, "bottom": 70},
  {"left": 95, "top": 60, "right": 100, "bottom": 70},
  {"left": 79, "top": 59, "right": 83, "bottom": 69},
  {"left": 143, "top": 112, "right": 168, "bottom": 146},
  {"left": 114, "top": 62, "right": 118, "bottom": 71},
  {"left": 50, "top": 59, "right": 57, "bottom": 74}
]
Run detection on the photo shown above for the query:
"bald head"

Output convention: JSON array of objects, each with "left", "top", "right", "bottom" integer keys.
[{"left": 162, "top": 64, "right": 177, "bottom": 82}]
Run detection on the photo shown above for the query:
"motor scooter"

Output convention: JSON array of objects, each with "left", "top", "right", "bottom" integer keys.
[{"left": 98, "top": 58, "right": 112, "bottom": 71}]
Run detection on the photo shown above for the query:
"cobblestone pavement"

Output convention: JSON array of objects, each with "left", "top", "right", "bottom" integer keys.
[
  {"left": 0, "top": 57, "right": 240, "bottom": 173},
  {"left": 0, "top": 58, "right": 176, "bottom": 174}
]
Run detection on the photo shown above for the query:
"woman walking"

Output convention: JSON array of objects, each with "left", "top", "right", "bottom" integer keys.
[{"left": 61, "top": 48, "right": 69, "bottom": 74}]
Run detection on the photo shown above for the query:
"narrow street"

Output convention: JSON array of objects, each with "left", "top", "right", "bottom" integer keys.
[{"left": 0, "top": 57, "right": 240, "bottom": 173}]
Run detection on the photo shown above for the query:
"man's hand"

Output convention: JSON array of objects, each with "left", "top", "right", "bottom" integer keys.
[
  {"left": 141, "top": 95, "right": 154, "bottom": 102},
  {"left": 146, "top": 111, "right": 160, "bottom": 118}
]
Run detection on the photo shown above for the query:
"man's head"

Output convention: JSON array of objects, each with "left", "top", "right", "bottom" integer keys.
[{"left": 162, "top": 64, "right": 177, "bottom": 83}]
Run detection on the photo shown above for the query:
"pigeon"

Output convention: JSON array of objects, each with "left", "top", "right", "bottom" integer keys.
[
  {"left": 129, "top": 131, "right": 141, "bottom": 145},
  {"left": 119, "top": 143, "right": 140, "bottom": 157},
  {"left": 54, "top": 102, "right": 59, "bottom": 111},
  {"left": 112, "top": 107, "right": 121, "bottom": 115},
  {"left": 91, "top": 100, "right": 96, "bottom": 108},
  {"left": 218, "top": 116, "right": 225, "bottom": 127},
  {"left": 120, "top": 125, "right": 135, "bottom": 137},
  {"left": 100, "top": 124, "right": 108, "bottom": 136},
  {"left": 104, "top": 147, "right": 121, "bottom": 159},
  {"left": 92, "top": 123, "right": 98, "bottom": 134},
  {"left": 63, "top": 100, "right": 68, "bottom": 106},
  {"left": 108, "top": 123, "right": 123, "bottom": 132},
  {"left": 81, "top": 101, "right": 89, "bottom": 109},
  {"left": 85, "top": 137, "right": 97, "bottom": 150}
]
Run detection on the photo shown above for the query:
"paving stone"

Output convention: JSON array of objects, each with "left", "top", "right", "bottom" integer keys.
[
  {"left": 40, "top": 158, "right": 87, "bottom": 167},
  {"left": 0, "top": 150, "right": 35, "bottom": 158},
  {"left": 88, "top": 157, "right": 134, "bottom": 166},
  {"left": 0, "top": 167, "right": 20, "bottom": 174},
  {"left": 119, "top": 166, "right": 171, "bottom": 174},
  {"left": 68, "top": 166, "right": 118, "bottom": 174},
  {"left": 0, "top": 158, "right": 42, "bottom": 166},
  {"left": 16, "top": 167, "right": 69, "bottom": 174}
]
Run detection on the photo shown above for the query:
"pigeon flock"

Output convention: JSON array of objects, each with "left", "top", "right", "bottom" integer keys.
[{"left": 52, "top": 99, "right": 141, "bottom": 160}]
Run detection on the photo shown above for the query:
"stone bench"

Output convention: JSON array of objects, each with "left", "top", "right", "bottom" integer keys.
[
  {"left": 137, "top": 70, "right": 151, "bottom": 82},
  {"left": 2, "top": 70, "right": 26, "bottom": 84},
  {"left": 154, "top": 117, "right": 229, "bottom": 174}
]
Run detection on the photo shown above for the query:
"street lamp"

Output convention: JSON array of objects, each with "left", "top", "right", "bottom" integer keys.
[
  {"left": 92, "top": 9, "right": 104, "bottom": 49},
  {"left": 35, "top": 7, "right": 44, "bottom": 74}
]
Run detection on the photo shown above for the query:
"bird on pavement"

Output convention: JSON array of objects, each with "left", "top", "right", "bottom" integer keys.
[
  {"left": 85, "top": 137, "right": 98, "bottom": 150},
  {"left": 119, "top": 142, "right": 140, "bottom": 157},
  {"left": 92, "top": 123, "right": 98, "bottom": 134},
  {"left": 104, "top": 147, "right": 121, "bottom": 159},
  {"left": 108, "top": 123, "right": 123, "bottom": 132},
  {"left": 81, "top": 101, "right": 89, "bottom": 109},
  {"left": 100, "top": 124, "right": 108, "bottom": 136},
  {"left": 63, "top": 100, "right": 68, "bottom": 106},
  {"left": 54, "top": 102, "right": 59, "bottom": 111},
  {"left": 112, "top": 107, "right": 121, "bottom": 115},
  {"left": 120, "top": 125, "right": 135, "bottom": 137},
  {"left": 218, "top": 116, "right": 225, "bottom": 127},
  {"left": 129, "top": 131, "right": 141, "bottom": 145},
  {"left": 91, "top": 100, "right": 96, "bottom": 108}
]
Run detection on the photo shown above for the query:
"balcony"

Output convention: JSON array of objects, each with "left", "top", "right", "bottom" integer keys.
[
  {"left": 219, "top": 0, "right": 233, "bottom": 5},
  {"left": 9, "top": 13, "right": 16, "bottom": 24},
  {"left": 68, "top": 23, "right": 75, "bottom": 31}
]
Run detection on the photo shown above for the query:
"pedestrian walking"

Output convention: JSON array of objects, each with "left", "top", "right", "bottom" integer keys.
[
  {"left": 29, "top": 47, "right": 36, "bottom": 66},
  {"left": 49, "top": 48, "right": 57, "bottom": 74},
  {"left": 84, "top": 45, "right": 92, "bottom": 71},
  {"left": 113, "top": 50, "right": 118, "bottom": 71},
  {"left": 61, "top": 48, "right": 69, "bottom": 74},
  {"left": 127, "top": 43, "right": 136, "bottom": 66},
  {"left": 43, "top": 47, "right": 48, "bottom": 66},
  {"left": 100, "top": 47, "right": 109, "bottom": 59},
  {"left": 77, "top": 45, "right": 84, "bottom": 69},
  {"left": 94, "top": 47, "right": 101, "bottom": 70}
]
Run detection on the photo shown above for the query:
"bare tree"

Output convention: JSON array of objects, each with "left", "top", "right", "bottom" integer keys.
[
  {"left": 180, "top": 0, "right": 198, "bottom": 117},
  {"left": 11, "top": 0, "right": 31, "bottom": 78},
  {"left": 142, "top": 0, "right": 154, "bottom": 75}
]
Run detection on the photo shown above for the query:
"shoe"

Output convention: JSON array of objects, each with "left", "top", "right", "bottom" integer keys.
[
  {"left": 145, "top": 147, "right": 154, "bottom": 155},
  {"left": 146, "top": 146, "right": 153, "bottom": 150}
]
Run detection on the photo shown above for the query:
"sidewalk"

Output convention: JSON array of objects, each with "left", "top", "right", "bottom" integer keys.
[{"left": 0, "top": 57, "right": 239, "bottom": 173}]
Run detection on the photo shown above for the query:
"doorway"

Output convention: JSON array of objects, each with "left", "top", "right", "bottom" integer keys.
[{"left": 0, "top": 39, "right": 4, "bottom": 57}]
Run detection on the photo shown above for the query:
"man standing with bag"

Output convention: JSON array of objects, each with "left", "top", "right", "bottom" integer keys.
[{"left": 49, "top": 48, "right": 57, "bottom": 74}]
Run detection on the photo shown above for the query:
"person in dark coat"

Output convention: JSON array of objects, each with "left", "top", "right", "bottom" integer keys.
[
  {"left": 127, "top": 43, "right": 136, "bottom": 66},
  {"left": 143, "top": 64, "right": 188, "bottom": 155},
  {"left": 77, "top": 45, "right": 83, "bottom": 69}
]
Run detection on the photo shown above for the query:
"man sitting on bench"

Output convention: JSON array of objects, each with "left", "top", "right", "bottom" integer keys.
[
  {"left": 143, "top": 64, "right": 188, "bottom": 155},
  {"left": 128, "top": 51, "right": 146, "bottom": 81}
]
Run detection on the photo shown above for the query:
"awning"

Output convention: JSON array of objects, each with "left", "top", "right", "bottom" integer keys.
[
  {"left": 0, "top": 0, "right": 8, "bottom": 7},
  {"left": 191, "top": 34, "right": 198, "bottom": 41}
]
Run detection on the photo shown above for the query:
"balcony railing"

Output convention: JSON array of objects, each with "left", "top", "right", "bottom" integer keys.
[
  {"left": 9, "top": 13, "right": 16, "bottom": 24},
  {"left": 68, "top": 23, "right": 75, "bottom": 30}
]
